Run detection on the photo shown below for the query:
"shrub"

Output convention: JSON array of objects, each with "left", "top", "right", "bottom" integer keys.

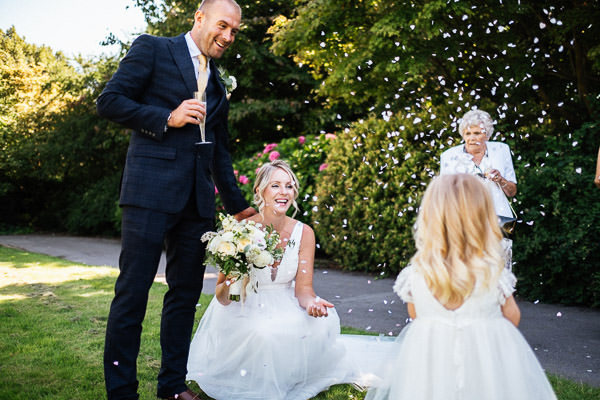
[
  {"left": 222, "top": 134, "right": 336, "bottom": 228},
  {"left": 63, "top": 173, "right": 122, "bottom": 236},
  {"left": 513, "top": 118, "right": 600, "bottom": 306},
  {"left": 310, "top": 109, "right": 450, "bottom": 275},
  {"left": 311, "top": 103, "right": 600, "bottom": 307}
]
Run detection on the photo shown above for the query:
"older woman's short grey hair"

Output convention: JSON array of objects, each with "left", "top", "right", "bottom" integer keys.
[{"left": 458, "top": 109, "right": 494, "bottom": 139}]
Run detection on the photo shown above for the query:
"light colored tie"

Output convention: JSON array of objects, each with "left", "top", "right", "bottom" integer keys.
[{"left": 197, "top": 54, "right": 208, "bottom": 95}]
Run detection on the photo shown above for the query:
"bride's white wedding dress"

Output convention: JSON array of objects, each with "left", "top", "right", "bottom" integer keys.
[
  {"left": 187, "top": 221, "right": 395, "bottom": 400},
  {"left": 366, "top": 265, "right": 557, "bottom": 400}
]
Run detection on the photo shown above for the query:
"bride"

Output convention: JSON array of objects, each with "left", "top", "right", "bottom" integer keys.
[{"left": 186, "top": 160, "right": 394, "bottom": 400}]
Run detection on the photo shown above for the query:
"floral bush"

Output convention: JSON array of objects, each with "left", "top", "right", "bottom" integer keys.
[{"left": 219, "top": 133, "right": 337, "bottom": 229}]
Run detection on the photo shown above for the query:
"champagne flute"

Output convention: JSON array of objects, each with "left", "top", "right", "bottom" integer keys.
[{"left": 193, "top": 91, "right": 211, "bottom": 144}]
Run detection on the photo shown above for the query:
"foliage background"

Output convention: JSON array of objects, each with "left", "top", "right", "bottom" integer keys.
[{"left": 2, "top": 1, "right": 600, "bottom": 306}]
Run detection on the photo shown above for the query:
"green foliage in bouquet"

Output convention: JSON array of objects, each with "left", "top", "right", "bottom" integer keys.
[{"left": 202, "top": 213, "right": 284, "bottom": 277}]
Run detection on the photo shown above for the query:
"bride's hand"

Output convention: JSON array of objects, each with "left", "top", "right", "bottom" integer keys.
[
  {"left": 307, "top": 297, "right": 334, "bottom": 318},
  {"left": 222, "top": 275, "right": 239, "bottom": 290}
]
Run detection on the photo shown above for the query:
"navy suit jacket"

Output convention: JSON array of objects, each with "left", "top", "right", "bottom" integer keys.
[{"left": 97, "top": 33, "right": 248, "bottom": 218}]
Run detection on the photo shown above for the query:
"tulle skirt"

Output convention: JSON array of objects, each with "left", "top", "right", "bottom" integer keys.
[
  {"left": 187, "top": 285, "right": 394, "bottom": 400},
  {"left": 365, "top": 316, "right": 557, "bottom": 400}
]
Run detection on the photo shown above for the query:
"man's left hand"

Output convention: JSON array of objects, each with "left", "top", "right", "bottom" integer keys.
[{"left": 233, "top": 207, "right": 257, "bottom": 221}]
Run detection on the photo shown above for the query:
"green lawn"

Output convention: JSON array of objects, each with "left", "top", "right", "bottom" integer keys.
[{"left": 1, "top": 246, "right": 598, "bottom": 400}]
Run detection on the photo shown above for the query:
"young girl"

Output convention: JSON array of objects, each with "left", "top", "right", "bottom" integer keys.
[
  {"left": 187, "top": 160, "right": 394, "bottom": 400},
  {"left": 366, "top": 174, "right": 557, "bottom": 400}
]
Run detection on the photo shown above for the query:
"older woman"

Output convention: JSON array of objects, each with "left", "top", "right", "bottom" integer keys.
[
  {"left": 441, "top": 110, "right": 517, "bottom": 217},
  {"left": 440, "top": 109, "right": 517, "bottom": 268}
]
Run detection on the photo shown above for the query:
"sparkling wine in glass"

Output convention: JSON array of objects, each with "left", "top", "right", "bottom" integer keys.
[{"left": 193, "top": 91, "right": 211, "bottom": 144}]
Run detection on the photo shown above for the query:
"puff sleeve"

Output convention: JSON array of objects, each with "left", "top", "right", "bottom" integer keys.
[
  {"left": 497, "top": 268, "right": 517, "bottom": 305},
  {"left": 393, "top": 265, "right": 415, "bottom": 303}
]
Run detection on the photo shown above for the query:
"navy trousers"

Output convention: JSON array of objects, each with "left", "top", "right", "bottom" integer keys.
[{"left": 104, "top": 196, "right": 212, "bottom": 400}]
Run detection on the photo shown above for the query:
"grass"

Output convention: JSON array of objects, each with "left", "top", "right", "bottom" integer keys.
[{"left": 1, "top": 246, "right": 598, "bottom": 400}]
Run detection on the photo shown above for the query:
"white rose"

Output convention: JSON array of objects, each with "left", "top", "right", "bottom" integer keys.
[
  {"left": 252, "top": 250, "right": 274, "bottom": 268},
  {"left": 221, "top": 231, "right": 234, "bottom": 242},
  {"left": 207, "top": 236, "right": 222, "bottom": 254},
  {"left": 236, "top": 237, "right": 252, "bottom": 252},
  {"left": 217, "top": 241, "right": 236, "bottom": 257}
]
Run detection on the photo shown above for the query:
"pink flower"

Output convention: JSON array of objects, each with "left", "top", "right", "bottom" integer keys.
[
  {"left": 239, "top": 175, "right": 249, "bottom": 185},
  {"left": 298, "top": 136, "right": 306, "bottom": 144},
  {"left": 269, "top": 151, "right": 280, "bottom": 161},
  {"left": 325, "top": 133, "right": 337, "bottom": 140},
  {"left": 319, "top": 163, "right": 328, "bottom": 171},
  {"left": 255, "top": 167, "right": 261, "bottom": 175},
  {"left": 263, "top": 143, "right": 278, "bottom": 154},
  {"left": 233, "top": 170, "right": 239, "bottom": 176},
  {"left": 214, "top": 186, "right": 219, "bottom": 194}
]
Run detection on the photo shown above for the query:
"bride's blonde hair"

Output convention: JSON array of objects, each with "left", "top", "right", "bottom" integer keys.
[
  {"left": 411, "top": 174, "right": 505, "bottom": 308},
  {"left": 253, "top": 160, "right": 300, "bottom": 217}
]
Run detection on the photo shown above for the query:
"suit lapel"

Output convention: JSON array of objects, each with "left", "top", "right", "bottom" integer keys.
[
  {"left": 207, "top": 59, "right": 227, "bottom": 124},
  {"left": 168, "top": 34, "right": 197, "bottom": 97}
]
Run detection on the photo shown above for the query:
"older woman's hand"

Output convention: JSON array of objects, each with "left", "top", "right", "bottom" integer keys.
[
  {"left": 486, "top": 168, "right": 517, "bottom": 197},
  {"left": 485, "top": 168, "right": 505, "bottom": 184}
]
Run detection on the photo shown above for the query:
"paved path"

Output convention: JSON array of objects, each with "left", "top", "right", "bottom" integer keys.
[{"left": 1, "top": 234, "right": 598, "bottom": 387}]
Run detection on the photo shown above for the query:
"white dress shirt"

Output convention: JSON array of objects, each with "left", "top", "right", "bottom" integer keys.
[{"left": 185, "top": 32, "right": 211, "bottom": 80}]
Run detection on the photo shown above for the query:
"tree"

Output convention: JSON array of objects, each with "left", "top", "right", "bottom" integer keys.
[
  {"left": 0, "top": 28, "right": 128, "bottom": 234},
  {"left": 270, "top": 0, "right": 600, "bottom": 132},
  {"left": 269, "top": 1, "right": 600, "bottom": 305},
  {"left": 131, "top": 0, "right": 336, "bottom": 153}
]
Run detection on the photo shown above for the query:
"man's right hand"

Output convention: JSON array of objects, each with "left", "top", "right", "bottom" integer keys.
[{"left": 167, "top": 99, "right": 206, "bottom": 128}]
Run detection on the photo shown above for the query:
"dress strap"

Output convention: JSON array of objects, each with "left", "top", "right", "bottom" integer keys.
[{"left": 288, "top": 221, "right": 303, "bottom": 253}]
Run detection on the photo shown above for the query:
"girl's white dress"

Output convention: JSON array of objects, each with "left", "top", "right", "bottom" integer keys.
[
  {"left": 366, "top": 265, "right": 557, "bottom": 400},
  {"left": 187, "top": 221, "right": 395, "bottom": 400}
]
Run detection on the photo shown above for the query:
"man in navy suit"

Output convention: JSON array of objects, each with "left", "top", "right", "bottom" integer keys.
[{"left": 97, "top": 1, "right": 255, "bottom": 399}]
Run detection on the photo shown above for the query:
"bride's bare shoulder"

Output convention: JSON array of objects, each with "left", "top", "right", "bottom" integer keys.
[{"left": 299, "top": 222, "right": 315, "bottom": 242}]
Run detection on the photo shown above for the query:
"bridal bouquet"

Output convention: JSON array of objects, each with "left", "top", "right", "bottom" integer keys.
[{"left": 202, "top": 213, "right": 283, "bottom": 301}]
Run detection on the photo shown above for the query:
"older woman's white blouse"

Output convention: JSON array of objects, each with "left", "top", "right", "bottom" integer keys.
[{"left": 440, "top": 141, "right": 516, "bottom": 219}]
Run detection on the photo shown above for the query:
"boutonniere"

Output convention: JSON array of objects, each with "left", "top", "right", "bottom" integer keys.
[{"left": 217, "top": 65, "right": 237, "bottom": 100}]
